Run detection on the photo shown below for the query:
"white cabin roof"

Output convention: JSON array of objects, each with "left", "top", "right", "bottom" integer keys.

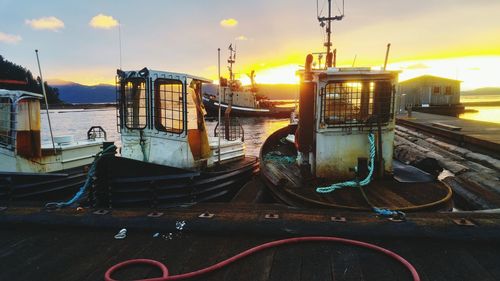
[
  {"left": 0, "top": 89, "right": 42, "bottom": 102},
  {"left": 119, "top": 68, "right": 212, "bottom": 83}
]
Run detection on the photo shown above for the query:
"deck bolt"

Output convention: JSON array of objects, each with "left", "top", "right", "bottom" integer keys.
[
  {"left": 147, "top": 212, "right": 164, "bottom": 218},
  {"left": 452, "top": 218, "right": 476, "bottom": 226},
  {"left": 199, "top": 212, "right": 215, "bottom": 218},
  {"left": 264, "top": 213, "right": 280, "bottom": 219},
  {"left": 92, "top": 209, "right": 110, "bottom": 215},
  {"left": 331, "top": 216, "right": 346, "bottom": 222}
]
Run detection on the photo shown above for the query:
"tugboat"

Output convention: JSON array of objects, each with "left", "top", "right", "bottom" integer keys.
[
  {"left": 203, "top": 45, "right": 295, "bottom": 118},
  {"left": 93, "top": 68, "right": 258, "bottom": 208},
  {"left": 260, "top": 6, "right": 452, "bottom": 212},
  {"left": 0, "top": 89, "right": 107, "bottom": 204}
]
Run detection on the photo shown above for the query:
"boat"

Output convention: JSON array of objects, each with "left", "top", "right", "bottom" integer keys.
[
  {"left": 0, "top": 89, "right": 107, "bottom": 205},
  {"left": 91, "top": 68, "right": 259, "bottom": 208},
  {"left": 259, "top": 6, "right": 452, "bottom": 213},
  {"left": 203, "top": 46, "right": 295, "bottom": 118}
]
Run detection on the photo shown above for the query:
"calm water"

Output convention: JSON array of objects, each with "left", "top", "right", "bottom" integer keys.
[
  {"left": 460, "top": 95, "right": 500, "bottom": 124},
  {"left": 460, "top": 106, "right": 500, "bottom": 124},
  {"left": 41, "top": 109, "right": 290, "bottom": 157}
]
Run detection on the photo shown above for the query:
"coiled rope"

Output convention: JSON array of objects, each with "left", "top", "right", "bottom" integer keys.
[{"left": 45, "top": 144, "right": 116, "bottom": 209}]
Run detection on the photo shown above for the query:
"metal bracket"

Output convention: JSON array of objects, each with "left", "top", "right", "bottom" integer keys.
[
  {"left": 452, "top": 218, "right": 476, "bottom": 226},
  {"left": 264, "top": 213, "right": 280, "bottom": 219},
  {"left": 331, "top": 216, "right": 346, "bottom": 222},
  {"left": 92, "top": 209, "right": 110, "bottom": 215},
  {"left": 147, "top": 212, "right": 164, "bottom": 218},
  {"left": 199, "top": 212, "right": 215, "bottom": 219}
]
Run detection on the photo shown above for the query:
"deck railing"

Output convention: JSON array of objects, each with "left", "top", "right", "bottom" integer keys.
[{"left": 214, "top": 117, "right": 244, "bottom": 141}]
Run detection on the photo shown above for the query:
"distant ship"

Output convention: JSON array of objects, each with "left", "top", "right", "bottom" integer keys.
[{"left": 203, "top": 45, "right": 296, "bottom": 118}]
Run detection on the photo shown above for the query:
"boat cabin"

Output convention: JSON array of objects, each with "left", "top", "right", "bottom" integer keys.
[
  {"left": 296, "top": 56, "right": 399, "bottom": 180},
  {"left": 0, "top": 89, "right": 106, "bottom": 173},
  {"left": 116, "top": 68, "right": 245, "bottom": 170}
]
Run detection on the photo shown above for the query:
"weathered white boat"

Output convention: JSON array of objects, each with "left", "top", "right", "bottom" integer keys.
[
  {"left": 93, "top": 68, "right": 258, "bottom": 208},
  {"left": 0, "top": 89, "right": 106, "bottom": 203},
  {"left": 260, "top": 59, "right": 452, "bottom": 212},
  {"left": 203, "top": 47, "right": 295, "bottom": 118}
]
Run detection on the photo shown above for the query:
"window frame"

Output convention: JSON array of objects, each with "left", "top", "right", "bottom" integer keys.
[
  {"left": 154, "top": 78, "right": 186, "bottom": 135},
  {"left": 0, "top": 97, "right": 13, "bottom": 148},
  {"left": 320, "top": 80, "right": 395, "bottom": 129},
  {"left": 121, "top": 77, "right": 148, "bottom": 130}
]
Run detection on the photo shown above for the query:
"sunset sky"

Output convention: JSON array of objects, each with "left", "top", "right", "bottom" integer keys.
[{"left": 1, "top": 0, "right": 499, "bottom": 90}]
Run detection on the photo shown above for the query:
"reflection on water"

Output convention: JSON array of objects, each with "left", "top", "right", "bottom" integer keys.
[
  {"left": 460, "top": 107, "right": 500, "bottom": 124},
  {"left": 41, "top": 109, "right": 290, "bottom": 157}
]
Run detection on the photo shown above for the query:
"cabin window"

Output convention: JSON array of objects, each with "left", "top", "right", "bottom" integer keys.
[
  {"left": 122, "top": 78, "right": 147, "bottom": 129},
  {"left": 445, "top": 86, "right": 452, "bottom": 95},
  {"left": 321, "top": 80, "right": 394, "bottom": 128},
  {"left": 154, "top": 79, "right": 184, "bottom": 134},
  {"left": 433, "top": 86, "right": 441, "bottom": 94},
  {"left": 0, "top": 97, "right": 12, "bottom": 146}
]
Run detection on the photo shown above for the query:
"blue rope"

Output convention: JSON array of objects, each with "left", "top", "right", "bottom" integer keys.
[
  {"left": 373, "top": 207, "right": 405, "bottom": 217},
  {"left": 316, "top": 133, "right": 376, "bottom": 193},
  {"left": 264, "top": 152, "right": 296, "bottom": 165},
  {"left": 45, "top": 145, "right": 116, "bottom": 209}
]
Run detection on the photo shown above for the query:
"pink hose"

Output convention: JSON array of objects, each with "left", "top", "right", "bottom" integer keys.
[{"left": 105, "top": 236, "right": 420, "bottom": 281}]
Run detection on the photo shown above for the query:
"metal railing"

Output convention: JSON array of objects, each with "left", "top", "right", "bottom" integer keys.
[
  {"left": 0, "top": 100, "right": 16, "bottom": 149},
  {"left": 214, "top": 117, "right": 244, "bottom": 141},
  {"left": 87, "top": 126, "right": 107, "bottom": 140}
]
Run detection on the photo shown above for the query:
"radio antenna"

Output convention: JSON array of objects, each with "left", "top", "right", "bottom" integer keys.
[{"left": 318, "top": 0, "right": 344, "bottom": 67}]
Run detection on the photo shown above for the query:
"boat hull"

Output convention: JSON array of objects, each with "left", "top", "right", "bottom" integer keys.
[
  {"left": 0, "top": 166, "right": 88, "bottom": 206},
  {"left": 93, "top": 155, "right": 259, "bottom": 208},
  {"left": 203, "top": 96, "right": 294, "bottom": 118}
]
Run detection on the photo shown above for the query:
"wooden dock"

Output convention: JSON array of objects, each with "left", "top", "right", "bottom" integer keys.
[
  {"left": 397, "top": 112, "right": 500, "bottom": 157},
  {"left": 1, "top": 205, "right": 500, "bottom": 281}
]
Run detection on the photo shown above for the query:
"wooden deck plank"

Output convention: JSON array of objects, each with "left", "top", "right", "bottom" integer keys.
[
  {"left": 268, "top": 244, "right": 302, "bottom": 281},
  {"left": 397, "top": 112, "right": 500, "bottom": 154},
  {"left": 300, "top": 243, "right": 334, "bottom": 281},
  {"left": 331, "top": 244, "right": 365, "bottom": 281},
  {"left": 221, "top": 237, "right": 276, "bottom": 281}
]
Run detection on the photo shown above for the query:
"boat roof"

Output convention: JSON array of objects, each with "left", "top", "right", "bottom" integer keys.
[
  {"left": 120, "top": 68, "right": 212, "bottom": 83},
  {"left": 298, "top": 67, "right": 400, "bottom": 80},
  {"left": 0, "top": 89, "right": 43, "bottom": 101}
]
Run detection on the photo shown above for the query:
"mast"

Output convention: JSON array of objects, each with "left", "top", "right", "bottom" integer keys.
[
  {"left": 35, "top": 50, "right": 56, "bottom": 154},
  {"left": 317, "top": 0, "right": 344, "bottom": 67},
  {"left": 227, "top": 44, "right": 236, "bottom": 81}
]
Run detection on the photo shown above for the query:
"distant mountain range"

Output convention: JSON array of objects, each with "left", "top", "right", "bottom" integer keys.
[
  {"left": 461, "top": 87, "right": 500, "bottom": 96},
  {"left": 48, "top": 80, "right": 116, "bottom": 104},
  {"left": 49, "top": 80, "right": 301, "bottom": 104},
  {"left": 49, "top": 78, "right": 499, "bottom": 104}
]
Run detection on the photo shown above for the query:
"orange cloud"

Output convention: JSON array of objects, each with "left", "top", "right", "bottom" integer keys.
[
  {"left": 220, "top": 18, "right": 238, "bottom": 28},
  {"left": 0, "top": 32, "right": 21, "bottom": 44},
  {"left": 89, "top": 14, "right": 119, "bottom": 29},
  {"left": 25, "top": 17, "right": 64, "bottom": 31}
]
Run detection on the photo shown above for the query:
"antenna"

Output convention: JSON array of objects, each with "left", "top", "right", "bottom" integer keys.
[
  {"left": 217, "top": 48, "right": 222, "bottom": 164},
  {"left": 35, "top": 50, "right": 56, "bottom": 154},
  {"left": 118, "top": 20, "right": 122, "bottom": 70},
  {"left": 383, "top": 43, "right": 391, "bottom": 71},
  {"left": 227, "top": 44, "right": 236, "bottom": 81},
  {"left": 318, "top": 0, "right": 344, "bottom": 66},
  {"left": 352, "top": 54, "right": 357, "bottom": 67}
]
